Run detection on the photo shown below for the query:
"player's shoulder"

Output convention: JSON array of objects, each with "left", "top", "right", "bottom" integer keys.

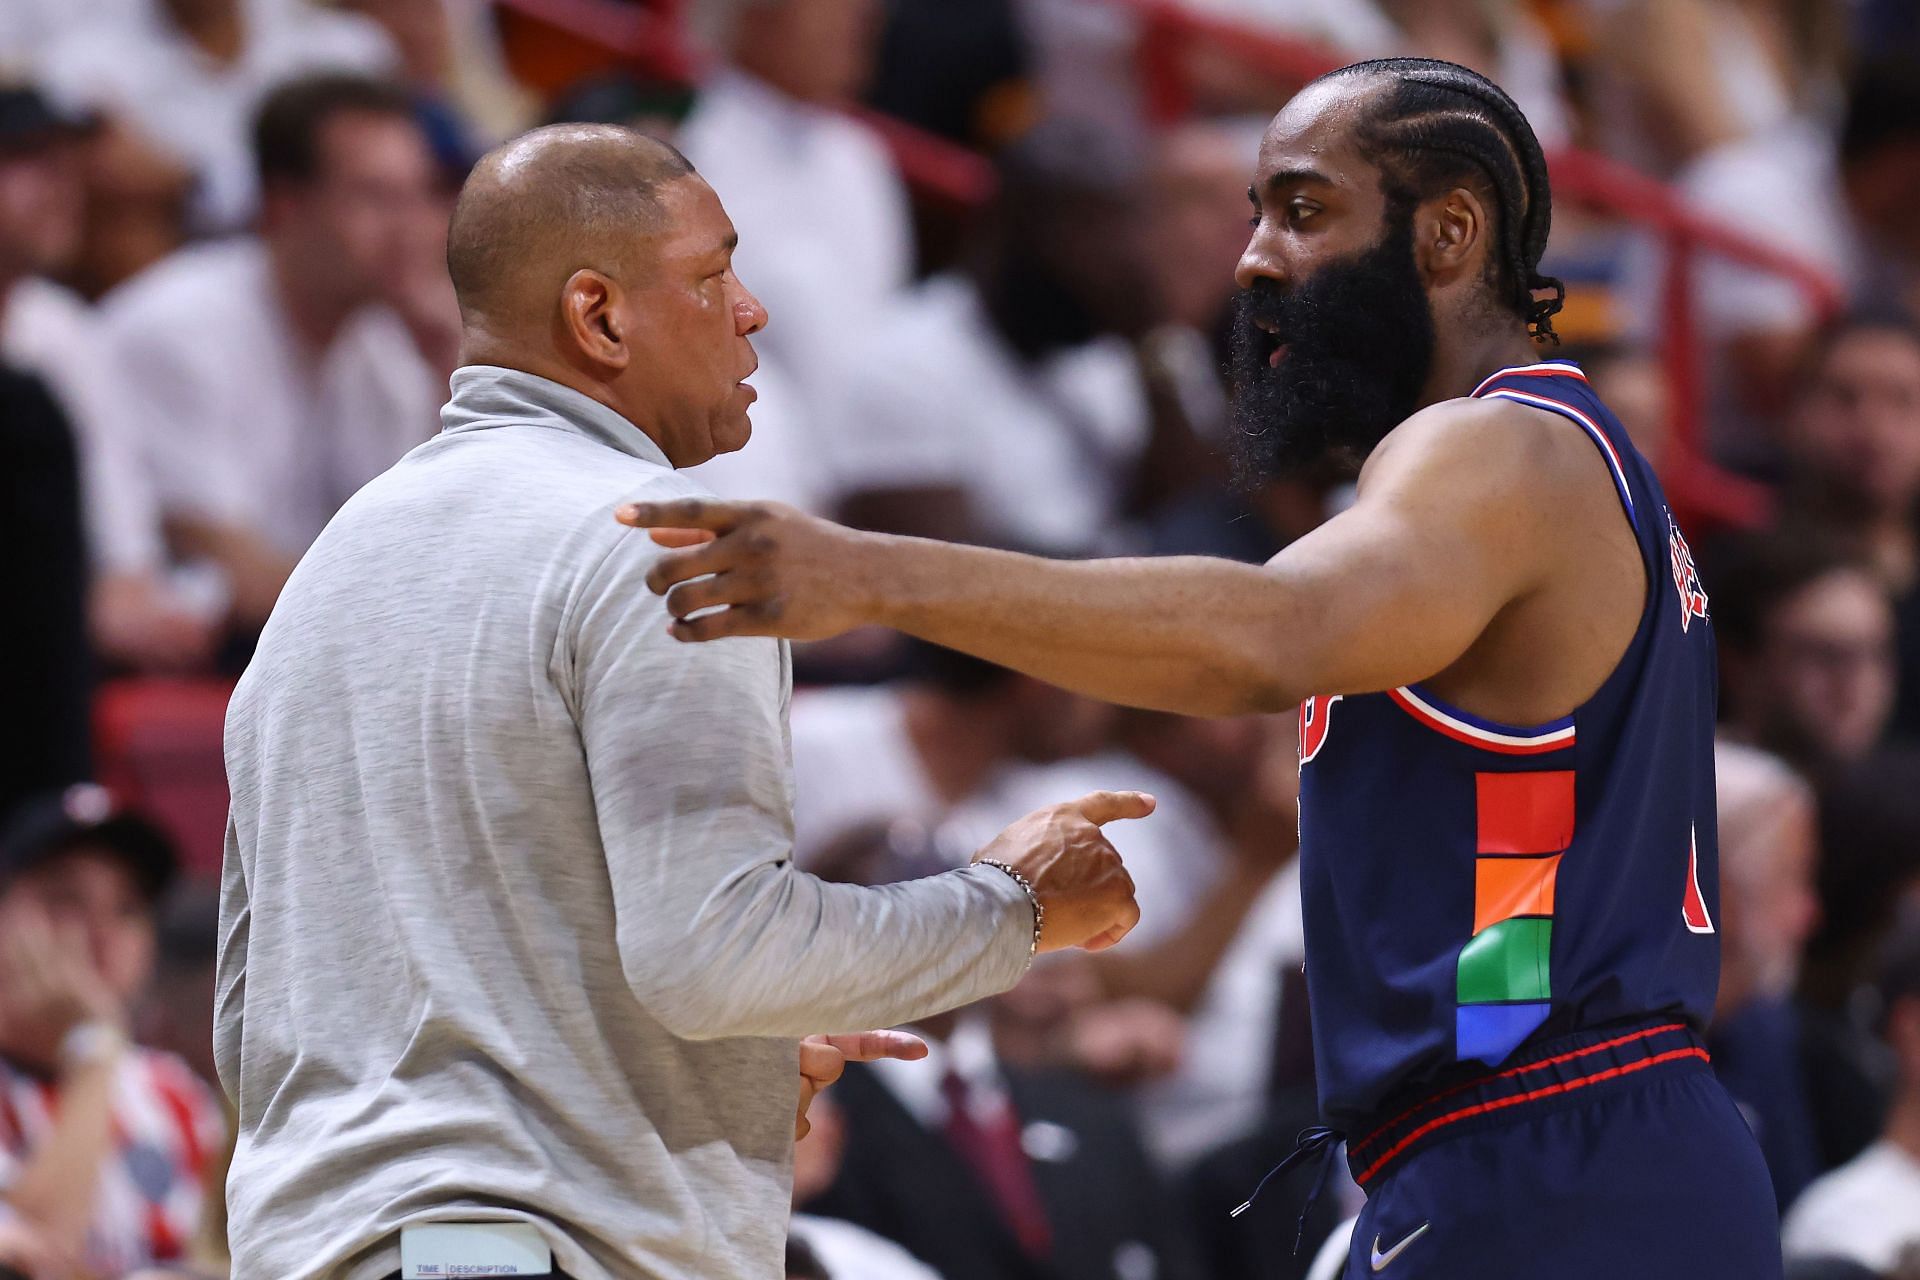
[{"left": 1362, "top": 393, "right": 1573, "bottom": 496}]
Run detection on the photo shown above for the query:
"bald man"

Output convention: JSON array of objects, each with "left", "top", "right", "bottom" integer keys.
[{"left": 215, "top": 126, "right": 1145, "bottom": 1280}]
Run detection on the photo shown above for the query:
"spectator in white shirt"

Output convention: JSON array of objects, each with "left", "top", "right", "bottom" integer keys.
[
  {"left": 0, "top": 0, "right": 142, "bottom": 66},
  {"left": 0, "top": 84, "right": 216, "bottom": 671},
  {"left": 678, "top": 0, "right": 914, "bottom": 408},
  {"left": 822, "top": 123, "right": 1158, "bottom": 552},
  {"left": 101, "top": 73, "right": 455, "bottom": 636},
  {"left": 36, "top": 0, "right": 397, "bottom": 231},
  {"left": 1783, "top": 916, "right": 1920, "bottom": 1277}
]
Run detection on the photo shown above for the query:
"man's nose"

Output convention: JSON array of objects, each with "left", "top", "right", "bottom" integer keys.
[
  {"left": 1234, "top": 237, "right": 1286, "bottom": 293},
  {"left": 734, "top": 284, "right": 768, "bottom": 337}
]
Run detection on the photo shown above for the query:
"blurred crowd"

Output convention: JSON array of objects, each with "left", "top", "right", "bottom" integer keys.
[{"left": 2, "top": 0, "right": 1920, "bottom": 1277}]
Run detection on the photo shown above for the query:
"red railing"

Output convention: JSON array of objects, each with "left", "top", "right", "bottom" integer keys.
[{"left": 488, "top": 0, "right": 1847, "bottom": 528}]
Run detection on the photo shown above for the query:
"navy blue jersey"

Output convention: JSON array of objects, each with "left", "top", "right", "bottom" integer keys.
[{"left": 1297, "top": 359, "right": 1720, "bottom": 1131}]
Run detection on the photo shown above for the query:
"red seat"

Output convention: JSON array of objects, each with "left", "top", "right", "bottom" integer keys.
[{"left": 93, "top": 677, "right": 235, "bottom": 881}]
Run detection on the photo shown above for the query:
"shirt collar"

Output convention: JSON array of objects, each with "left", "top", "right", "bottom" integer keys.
[{"left": 440, "top": 364, "right": 672, "bottom": 470}]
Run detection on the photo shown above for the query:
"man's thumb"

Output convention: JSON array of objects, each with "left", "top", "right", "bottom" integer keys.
[{"left": 1073, "top": 790, "right": 1157, "bottom": 826}]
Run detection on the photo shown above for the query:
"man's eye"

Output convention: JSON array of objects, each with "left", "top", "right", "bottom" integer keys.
[
  {"left": 1248, "top": 212, "right": 1261, "bottom": 229},
  {"left": 1287, "top": 202, "right": 1318, "bottom": 225}
]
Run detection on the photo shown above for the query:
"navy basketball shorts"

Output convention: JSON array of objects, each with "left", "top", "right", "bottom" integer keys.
[{"left": 1341, "top": 1019, "right": 1781, "bottom": 1279}]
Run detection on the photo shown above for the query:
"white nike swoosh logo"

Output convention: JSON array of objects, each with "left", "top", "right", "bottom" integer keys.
[{"left": 1370, "top": 1222, "right": 1431, "bottom": 1271}]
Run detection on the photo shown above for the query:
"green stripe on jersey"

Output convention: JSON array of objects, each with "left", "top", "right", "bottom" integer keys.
[{"left": 1456, "top": 917, "right": 1553, "bottom": 1004}]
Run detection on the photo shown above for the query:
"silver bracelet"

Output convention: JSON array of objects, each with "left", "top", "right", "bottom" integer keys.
[{"left": 977, "top": 859, "right": 1044, "bottom": 960}]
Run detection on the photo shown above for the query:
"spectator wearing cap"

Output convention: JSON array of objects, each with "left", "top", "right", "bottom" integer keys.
[
  {"left": 0, "top": 81, "right": 219, "bottom": 673},
  {"left": 0, "top": 785, "right": 225, "bottom": 1279},
  {"left": 1783, "top": 915, "right": 1920, "bottom": 1277},
  {"left": 99, "top": 72, "right": 455, "bottom": 642}
]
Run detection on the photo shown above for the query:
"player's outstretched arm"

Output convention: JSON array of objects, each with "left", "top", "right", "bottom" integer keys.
[{"left": 616, "top": 400, "right": 1562, "bottom": 716}]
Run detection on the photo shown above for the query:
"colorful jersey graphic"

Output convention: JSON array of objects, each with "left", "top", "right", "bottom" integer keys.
[{"left": 1296, "top": 361, "right": 1721, "bottom": 1130}]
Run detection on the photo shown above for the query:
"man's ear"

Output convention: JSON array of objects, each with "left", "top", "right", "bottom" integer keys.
[
  {"left": 1418, "top": 186, "right": 1491, "bottom": 287},
  {"left": 558, "top": 268, "right": 630, "bottom": 371}
]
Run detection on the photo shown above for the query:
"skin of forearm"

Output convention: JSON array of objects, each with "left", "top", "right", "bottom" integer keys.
[
  {"left": 6, "top": 1056, "right": 119, "bottom": 1254},
  {"left": 858, "top": 537, "right": 1305, "bottom": 717}
]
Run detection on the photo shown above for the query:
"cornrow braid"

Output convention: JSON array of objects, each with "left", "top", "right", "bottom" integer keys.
[{"left": 1321, "top": 58, "right": 1566, "bottom": 344}]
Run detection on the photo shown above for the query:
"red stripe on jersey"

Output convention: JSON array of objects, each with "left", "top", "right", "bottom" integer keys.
[
  {"left": 1354, "top": 1045, "right": 1711, "bottom": 1184},
  {"left": 1469, "top": 363, "right": 1590, "bottom": 398},
  {"left": 1387, "top": 688, "right": 1576, "bottom": 756},
  {"left": 1348, "top": 1020, "right": 1690, "bottom": 1161}
]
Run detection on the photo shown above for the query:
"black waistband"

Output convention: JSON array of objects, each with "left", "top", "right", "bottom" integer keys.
[{"left": 1345, "top": 1014, "right": 1710, "bottom": 1187}]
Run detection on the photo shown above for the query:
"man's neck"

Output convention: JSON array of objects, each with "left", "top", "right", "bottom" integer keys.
[
  {"left": 1793, "top": 481, "right": 1919, "bottom": 590},
  {"left": 454, "top": 337, "right": 676, "bottom": 457},
  {"left": 267, "top": 234, "right": 356, "bottom": 353},
  {"left": 174, "top": 5, "right": 245, "bottom": 65},
  {"left": 1886, "top": 1088, "right": 1920, "bottom": 1162},
  {"left": 1419, "top": 318, "right": 1541, "bottom": 409}
]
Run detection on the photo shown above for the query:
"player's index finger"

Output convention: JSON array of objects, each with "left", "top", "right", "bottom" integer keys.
[
  {"left": 615, "top": 498, "right": 743, "bottom": 532},
  {"left": 1074, "top": 790, "right": 1158, "bottom": 826},
  {"left": 647, "top": 528, "right": 716, "bottom": 549}
]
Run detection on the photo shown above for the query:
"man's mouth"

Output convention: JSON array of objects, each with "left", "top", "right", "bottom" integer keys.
[{"left": 1252, "top": 316, "right": 1287, "bottom": 368}]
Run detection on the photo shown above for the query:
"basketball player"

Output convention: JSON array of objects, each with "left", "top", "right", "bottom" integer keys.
[{"left": 617, "top": 59, "right": 1780, "bottom": 1278}]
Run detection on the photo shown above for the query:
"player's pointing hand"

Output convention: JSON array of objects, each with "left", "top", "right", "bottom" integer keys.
[{"left": 615, "top": 499, "right": 871, "bottom": 643}]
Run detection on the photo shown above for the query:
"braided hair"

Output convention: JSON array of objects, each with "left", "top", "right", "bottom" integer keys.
[{"left": 1320, "top": 58, "right": 1565, "bottom": 344}]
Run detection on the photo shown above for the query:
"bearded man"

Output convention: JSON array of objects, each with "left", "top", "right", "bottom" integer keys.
[{"left": 615, "top": 58, "right": 1780, "bottom": 1280}]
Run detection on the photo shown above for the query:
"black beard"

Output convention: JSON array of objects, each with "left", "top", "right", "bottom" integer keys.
[{"left": 1227, "top": 205, "right": 1437, "bottom": 483}]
